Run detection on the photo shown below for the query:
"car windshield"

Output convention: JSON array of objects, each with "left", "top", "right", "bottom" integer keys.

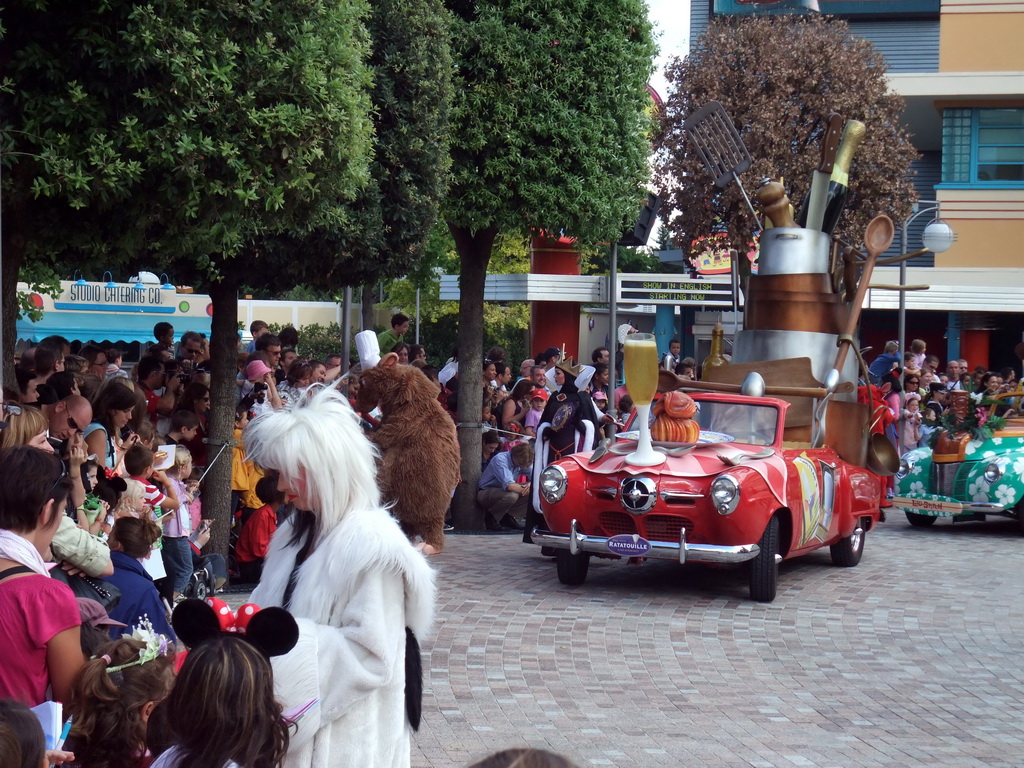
[{"left": 695, "top": 401, "right": 779, "bottom": 446}]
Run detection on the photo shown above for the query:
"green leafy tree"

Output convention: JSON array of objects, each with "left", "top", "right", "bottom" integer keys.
[
  {"left": 655, "top": 14, "right": 917, "bottom": 252},
  {"left": 2, "top": 0, "right": 375, "bottom": 553},
  {"left": 444, "top": 0, "right": 656, "bottom": 527},
  {"left": 252, "top": 0, "right": 453, "bottom": 289}
]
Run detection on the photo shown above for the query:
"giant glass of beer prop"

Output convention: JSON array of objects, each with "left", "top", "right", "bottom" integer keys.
[{"left": 623, "top": 333, "right": 664, "bottom": 466}]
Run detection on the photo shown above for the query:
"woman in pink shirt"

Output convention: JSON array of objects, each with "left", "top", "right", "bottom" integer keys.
[{"left": 0, "top": 446, "right": 84, "bottom": 705}]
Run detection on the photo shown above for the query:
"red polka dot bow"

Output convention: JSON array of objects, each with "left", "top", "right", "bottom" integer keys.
[{"left": 205, "top": 597, "right": 261, "bottom": 634}]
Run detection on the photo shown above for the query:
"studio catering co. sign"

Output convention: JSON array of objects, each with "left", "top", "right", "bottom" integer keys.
[{"left": 55, "top": 281, "right": 178, "bottom": 314}]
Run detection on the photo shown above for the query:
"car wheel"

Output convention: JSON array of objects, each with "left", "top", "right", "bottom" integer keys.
[
  {"left": 556, "top": 550, "right": 590, "bottom": 585},
  {"left": 830, "top": 520, "right": 865, "bottom": 567},
  {"left": 748, "top": 515, "right": 779, "bottom": 603},
  {"left": 905, "top": 511, "right": 937, "bottom": 527}
]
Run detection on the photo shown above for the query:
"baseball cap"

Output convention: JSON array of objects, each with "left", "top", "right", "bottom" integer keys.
[
  {"left": 77, "top": 597, "right": 127, "bottom": 628},
  {"left": 245, "top": 360, "right": 273, "bottom": 382},
  {"left": 529, "top": 389, "right": 549, "bottom": 401},
  {"left": 592, "top": 390, "right": 608, "bottom": 401}
]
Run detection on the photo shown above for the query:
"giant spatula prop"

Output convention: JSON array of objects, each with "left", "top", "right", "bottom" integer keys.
[{"left": 684, "top": 101, "right": 761, "bottom": 228}]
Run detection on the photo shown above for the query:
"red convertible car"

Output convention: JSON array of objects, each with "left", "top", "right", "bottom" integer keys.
[{"left": 530, "top": 392, "right": 883, "bottom": 601}]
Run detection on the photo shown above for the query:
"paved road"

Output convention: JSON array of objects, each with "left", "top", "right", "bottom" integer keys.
[{"left": 410, "top": 518, "right": 1024, "bottom": 768}]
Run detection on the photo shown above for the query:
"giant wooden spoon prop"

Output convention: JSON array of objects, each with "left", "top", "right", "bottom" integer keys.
[{"left": 824, "top": 214, "right": 895, "bottom": 392}]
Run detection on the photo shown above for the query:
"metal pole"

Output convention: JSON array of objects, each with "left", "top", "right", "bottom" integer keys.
[
  {"left": 608, "top": 242, "right": 618, "bottom": 427},
  {"left": 415, "top": 287, "right": 421, "bottom": 345},
  {"left": 341, "top": 285, "right": 352, "bottom": 370},
  {"left": 898, "top": 219, "right": 908, "bottom": 455}
]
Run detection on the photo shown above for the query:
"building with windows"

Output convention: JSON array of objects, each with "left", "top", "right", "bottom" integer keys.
[{"left": 690, "top": 0, "right": 1024, "bottom": 372}]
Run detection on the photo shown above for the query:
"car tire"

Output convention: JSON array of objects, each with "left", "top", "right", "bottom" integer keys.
[
  {"left": 905, "top": 511, "right": 937, "bottom": 527},
  {"left": 556, "top": 550, "right": 590, "bottom": 585},
  {"left": 749, "top": 515, "right": 779, "bottom": 603},
  {"left": 830, "top": 521, "right": 865, "bottom": 567},
  {"left": 1016, "top": 503, "right": 1024, "bottom": 537}
]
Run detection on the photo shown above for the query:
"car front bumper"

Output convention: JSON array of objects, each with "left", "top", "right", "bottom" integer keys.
[
  {"left": 891, "top": 495, "right": 1008, "bottom": 516},
  {"left": 529, "top": 518, "right": 763, "bottom": 565}
]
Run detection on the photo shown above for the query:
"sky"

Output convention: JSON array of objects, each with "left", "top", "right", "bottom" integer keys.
[{"left": 647, "top": 0, "right": 691, "bottom": 101}]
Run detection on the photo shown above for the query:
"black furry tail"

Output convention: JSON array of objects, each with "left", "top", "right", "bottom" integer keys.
[{"left": 405, "top": 627, "right": 423, "bottom": 731}]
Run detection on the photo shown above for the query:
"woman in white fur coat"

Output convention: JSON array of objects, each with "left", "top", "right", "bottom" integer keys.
[{"left": 246, "top": 387, "right": 436, "bottom": 768}]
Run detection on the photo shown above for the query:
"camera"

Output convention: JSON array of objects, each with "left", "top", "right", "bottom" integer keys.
[{"left": 253, "top": 382, "right": 269, "bottom": 393}]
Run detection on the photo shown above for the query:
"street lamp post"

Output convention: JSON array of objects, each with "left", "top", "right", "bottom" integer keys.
[{"left": 897, "top": 200, "right": 956, "bottom": 453}]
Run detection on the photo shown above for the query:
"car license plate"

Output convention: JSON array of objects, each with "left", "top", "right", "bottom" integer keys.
[
  {"left": 891, "top": 496, "right": 963, "bottom": 515},
  {"left": 607, "top": 534, "right": 652, "bottom": 556}
]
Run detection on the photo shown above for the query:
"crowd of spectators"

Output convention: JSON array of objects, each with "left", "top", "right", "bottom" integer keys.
[
  {"left": 8, "top": 308, "right": 1020, "bottom": 767},
  {"left": 865, "top": 338, "right": 1021, "bottom": 454}
]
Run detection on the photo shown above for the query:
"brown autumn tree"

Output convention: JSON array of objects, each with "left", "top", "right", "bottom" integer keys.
[{"left": 655, "top": 14, "right": 917, "bottom": 252}]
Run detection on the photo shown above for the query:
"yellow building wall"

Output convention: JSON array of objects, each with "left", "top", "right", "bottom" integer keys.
[
  {"left": 940, "top": 2, "right": 1024, "bottom": 72},
  {"left": 934, "top": 188, "right": 1024, "bottom": 268}
]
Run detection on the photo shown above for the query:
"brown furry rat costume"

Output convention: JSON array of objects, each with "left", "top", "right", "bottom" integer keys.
[{"left": 357, "top": 353, "right": 461, "bottom": 554}]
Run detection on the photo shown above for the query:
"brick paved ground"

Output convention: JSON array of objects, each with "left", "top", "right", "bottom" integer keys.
[{"left": 408, "top": 518, "right": 1024, "bottom": 768}]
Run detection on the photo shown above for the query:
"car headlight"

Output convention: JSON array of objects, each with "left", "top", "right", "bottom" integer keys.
[
  {"left": 984, "top": 460, "right": 1005, "bottom": 484},
  {"left": 540, "top": 465, "right": 568, "bottom": 504},
  {"left": 897, "top": 457, "right": 913, "bottom": 479},
  {"left": 710, "top": 475, "right": 740, "bottom": 515}
]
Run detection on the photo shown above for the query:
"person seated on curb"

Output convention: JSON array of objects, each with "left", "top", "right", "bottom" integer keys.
[{"left": 477, "top": 443, "right": 534, "bottom": 531}]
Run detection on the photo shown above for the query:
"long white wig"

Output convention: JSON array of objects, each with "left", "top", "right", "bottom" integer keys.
[{"left": 244, "top": 386, "right": 380, "bottom": 538}]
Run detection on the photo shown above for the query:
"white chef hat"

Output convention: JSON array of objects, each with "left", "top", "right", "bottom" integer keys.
[{"left": 355, "top": 330, "right": 381, "bottom": 368}]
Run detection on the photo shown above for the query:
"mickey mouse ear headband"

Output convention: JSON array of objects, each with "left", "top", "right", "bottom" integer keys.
[{"left": 172, "top": 598, "right": 299, "bottom": 658}]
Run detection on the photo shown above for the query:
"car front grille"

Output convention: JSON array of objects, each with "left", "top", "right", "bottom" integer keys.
[
  {"left": 597, "top": 511, "right": 638, "bottom": 537},
  {"left": 643, "top": 514, "right": 698, "bottom": 543},
  {"left": 932, "top": 462, "right": 960, "bottom": 497}
]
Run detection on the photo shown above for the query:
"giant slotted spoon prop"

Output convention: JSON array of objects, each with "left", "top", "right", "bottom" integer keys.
[{"left": 684, "top": 101, "right": 761, "bottom": 227}]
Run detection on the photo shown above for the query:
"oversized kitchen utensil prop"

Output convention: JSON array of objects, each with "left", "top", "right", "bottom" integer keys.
[
  {"left": 825, "top": 214, "right": 895, "bottom": 391},
  {"left": 803, "top": 113, "right": 844, "bottom": 232},
  {"left": 684, "top": 101, "right": 761, "bottom": 227},
  {"left": 622, "top": 333, "right": 664, "bottom": 467}
]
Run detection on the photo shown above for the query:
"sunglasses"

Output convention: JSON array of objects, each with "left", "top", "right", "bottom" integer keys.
[
  {"left": 46, "top": 463, "right": 69, "bottom": 501},
  {"left": 67, "top": 416, "right": 82, "bottom": 433}
]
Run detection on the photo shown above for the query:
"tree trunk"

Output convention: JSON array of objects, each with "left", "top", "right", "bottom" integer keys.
[
  {"left": 361, "top": 284, "right": 375, "bottom": 331},
  {"left": 449, "top": 223, "right": 497, "bottom": 530},
  {"left": 204, "top": 280, "right": 239, "bottom": 567},
  {"left": 1, "top": 223, "right": 25, "bottom": 391}
]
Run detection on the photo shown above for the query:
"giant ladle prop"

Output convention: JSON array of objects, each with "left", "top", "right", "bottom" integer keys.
[{"left": 824, "top": 214, "right": 895, "bottom": 393}]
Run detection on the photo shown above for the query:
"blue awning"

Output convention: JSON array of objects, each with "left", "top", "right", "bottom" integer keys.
[{"left": 17, "top": 311, "right": 213, "bottom": 346}]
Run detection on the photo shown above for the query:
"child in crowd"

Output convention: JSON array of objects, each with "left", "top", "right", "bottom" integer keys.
[
  {"left": 232, "top": 402, "right": 263, "bottom": 517},
  {"left": 77, "top": 597, "right": 127, "bottom": 658},
  {"left": 135, "top": 419, "right": 157, "bottom": 450},
  {"left": 919, "top": 404, "right": 940, "bottom": 448},
  {"left": 76, "top": 458, "right": 107, "bottom": 536},
  {"left": 901, "top": 393, "right": 922, "bottom": 450},
  {"left": 234, "top": 475, "right": 284, "bottom": 583},
  {"left": 124, "top": 444, "right": 181, "bottom": 516},
  {"left": 482, "top": 400, "right": 497, "bottom": 430},
  {"left": 104, "top": 347, "right": 129, "bottom": 379},
  {"left": 0, "top": 698, "right": 51, "bottom": 768},
  {"left": 160, "top": 410, "right": 200, "bottom": 448},
  {"left": 151, "top": 634, "right": 289, "bottom": 768},
  {"left": 106, "top": 517, "right": 176, "bottom": 639},
  {"left": 910, "top": 338, "right": 927, "bottom": 371},
  {"left": 523, "top": 389, "right": 548, "bottom": 438},
  {"left": 162, "top": 446, "right": 196, "bottom": 603},
  {"left": 65, "top": 635, "right": 175, "bottom": 768},
  {"left": 113, "top": 478, "right": 147, "bottom": 522},
  {"left": 468, "top": 748, "right": 580, "bottom": 768}
]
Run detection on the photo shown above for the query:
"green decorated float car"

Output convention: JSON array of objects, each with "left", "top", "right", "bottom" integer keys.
[{"left": 894, "top": 391, "right": 1024, "bottom": 531}]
